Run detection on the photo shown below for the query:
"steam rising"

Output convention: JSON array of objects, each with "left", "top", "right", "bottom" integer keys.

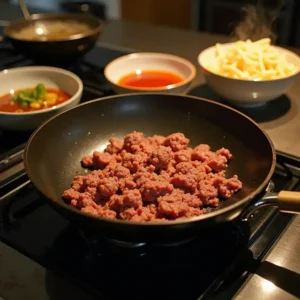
[{"left": 233, "top": 0, "right": 284, "bottom": 43}]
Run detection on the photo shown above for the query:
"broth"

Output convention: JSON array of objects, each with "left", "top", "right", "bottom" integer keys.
[
  {"left": 118, "top": 70, "right": 184, "bottom": 88},
  {"left": 0, "top": 87, "right": 71, "bottom": 113},
  {"left": 11, "top": 21, "right": 92, "bottom": 41}
]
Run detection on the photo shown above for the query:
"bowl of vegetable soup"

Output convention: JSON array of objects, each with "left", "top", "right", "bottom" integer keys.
[{"left": 0, "top": 66, "right": 83, "bottom": 131}]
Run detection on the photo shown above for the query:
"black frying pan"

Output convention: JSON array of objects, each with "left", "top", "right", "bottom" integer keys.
[
  {"left": 24, "top": 94, "right": 300, "bottom": 243},
  {"left": 4, "top": 12, "right": 104, "bottom": 63}
]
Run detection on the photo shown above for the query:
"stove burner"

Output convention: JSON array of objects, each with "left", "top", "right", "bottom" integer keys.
[
  {"left": 105, "top": 238, "right": 146, "bottom": 249},
  {"left": 153, "top": 237, "right": 197, "bottom": 247},
  {"left": 104, "top": 236, "right": 197, "bottom": 249},
  {"left": 74, "top": 220, "right": 248, "bottom": 257}
]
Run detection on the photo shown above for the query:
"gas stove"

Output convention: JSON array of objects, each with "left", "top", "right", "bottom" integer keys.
[{"left": 0, "top": 44, "right": 299, "bottom": 300}]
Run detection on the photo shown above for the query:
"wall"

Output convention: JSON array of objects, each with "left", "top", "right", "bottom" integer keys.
[
  {"left": 98, "top": 0, "right": 120, "bottom": 19},
  {"left": 10, "top": 0, "right": 121, "bottom": 19},
  {"left": 121, "top": 0, "right": 193, "bottom": 29},
  {"left": 11, "top": 0, "right": 60, "bottom": 11}
]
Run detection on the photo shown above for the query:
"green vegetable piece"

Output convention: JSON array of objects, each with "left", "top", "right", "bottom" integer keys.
[
  {"left": 32, "top": 83, "right": 46, "bottom": 100},
  {"left": 13, "top": 89, "right": 32, "bottom": 102},
  {"left": 21, "top": 101, "right": 28, "bottom": 108},
  {"left": 12, "top": 84, "right": 46, "bottom": 105},
  {"left": 18, "top": 91, "right": 34, "bottom": 102}
]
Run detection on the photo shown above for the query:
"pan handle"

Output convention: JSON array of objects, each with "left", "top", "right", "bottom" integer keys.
[
  {"left": 19, "top": 0, "right": 31, "bottom": 20},
  {"left": 242, "top": 190, "right": 300, "bottom": 221},
  {"left": 242, "top": 192, "right": 278, "bottom": 221},
  {"left": 277, "top": 191, "right": 300, "bottom": 213}
]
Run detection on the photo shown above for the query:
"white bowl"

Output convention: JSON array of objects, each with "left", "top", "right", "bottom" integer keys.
[
  {"left": 0, "top": 66, "right": 83, "bottom": 131},
  {"left": 198, "top": 43, "right": 300, "bottom": 107},
  {"left": 104, "top": 52, "right": 196, "bottom": 94}
]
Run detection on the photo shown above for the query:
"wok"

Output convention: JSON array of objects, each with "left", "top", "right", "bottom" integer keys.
[
  {"left": 24, "top": 94, "right": 300, "bottom": 243},
  {"left": 3, "top": 1, "right": 104, "bottom": 64}
]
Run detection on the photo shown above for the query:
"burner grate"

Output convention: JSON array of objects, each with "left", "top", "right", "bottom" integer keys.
[{"left": 0, "top": 154, "right": 298, "bottom": 299}]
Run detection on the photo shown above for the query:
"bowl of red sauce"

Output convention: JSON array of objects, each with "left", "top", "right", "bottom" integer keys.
[
  {"left": 104, "top": 52, "right": 196, "bottom": 94},
  {"left": 0, "top": 66, "right": 83, "bottom": 131}
]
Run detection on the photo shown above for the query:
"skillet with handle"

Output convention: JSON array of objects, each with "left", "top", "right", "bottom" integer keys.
[
  {"left": 24, "top": 93, "right": 300, "bottom": 243},
  {"left": 2, "top": 0, "right": 104, "bottom": 63}
]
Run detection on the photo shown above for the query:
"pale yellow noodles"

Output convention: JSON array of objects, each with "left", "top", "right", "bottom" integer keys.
[{"left": 207, "top": 38, "right": 298, "bottom": 80}]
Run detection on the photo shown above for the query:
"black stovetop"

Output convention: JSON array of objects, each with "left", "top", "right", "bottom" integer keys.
[
  {"left": 0, "top": 163, "right": 297, "bottom": 300},
  {"left": 0, "top": 44, "right": 298, "bottom": 300}
]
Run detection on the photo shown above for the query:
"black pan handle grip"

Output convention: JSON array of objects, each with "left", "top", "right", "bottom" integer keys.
[{"left": 0, "top": 149, "right": 24, "bottom": 173}]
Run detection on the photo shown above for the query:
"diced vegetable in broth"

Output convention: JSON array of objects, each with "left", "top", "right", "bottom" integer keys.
[{"left": 0, "top": 83, "right": 71, "bottom": 113}]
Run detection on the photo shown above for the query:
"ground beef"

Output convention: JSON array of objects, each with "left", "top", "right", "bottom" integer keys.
[
  {"left": 98, "top": 177, "right": 118, "bottom": 197},
  {"left": 108, "top": 189, "right": 142, "bottom": 213},
  {"left": 218, "top": 175, "right": 243, "bottom": 198},
  {"left": 121, "top": 151, "right": 148, "bottom": 173},
  {"left": 63, "top": 131, "right": 242, "bottom": 221},
  {"left": 192, "top": 146, "right": 230, "bottom": 172},
  {"left": 118, "top": 178, "right": 137, "bottom": 191},
  {"left": 63, "top": 188, "right": 81, "bottom": 202},
  {"left": 131, "top": 140, "right": 154, "bottom": 155},
  {"left": 81, "top": 155, "right": 93, "bottom": 167},
  {"left": 134, "top": 171, "right": 159, "bottom": 188},
  {"left": 173, "top": 148, "right": 193, "bottom": 163},
  {"left": 110, "top": 164, "right": 131, "bottom": 178},
  {"left": 71, "top": 175, "right": 86, "bottom": 192},
  {"left": 147, "top": 135, "right": 166, "bottom": 146},
  {"left": 123, "top": 131, "right": 145, "bottom": 152},
  {"left": 171, "top": 174, "right": 198, "bottom": 192},
  {"left": 163, "top": 133, "right": 190, "bottom": 151},
  {"left": 148, "top": 146, "right": 172, "bottom": 170},
  {"left": 158, "top": 201, "right": 190, "bottom": 219},
  {"left": 82, "top": 151, "right": 114, "bottom": 169},
  {"left": 106, "top": 138, "right": 124, "bottom": 154},
  {"left": 140, "top": 180, "right": 174, "bottom": 202}
]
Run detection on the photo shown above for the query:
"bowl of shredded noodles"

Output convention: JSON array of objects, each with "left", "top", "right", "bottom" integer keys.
[{"left": 198, "top": 38, "right": 300, "bottom": 106}]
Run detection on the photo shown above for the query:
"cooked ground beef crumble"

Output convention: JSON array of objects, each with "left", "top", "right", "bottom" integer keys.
[{"left": 63, "top": 131, "right": 242, "bottom": 222}]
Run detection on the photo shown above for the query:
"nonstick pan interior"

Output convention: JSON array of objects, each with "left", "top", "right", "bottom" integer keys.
[{"left": 24, "top": 94, "right": 275, "bottom": 240}]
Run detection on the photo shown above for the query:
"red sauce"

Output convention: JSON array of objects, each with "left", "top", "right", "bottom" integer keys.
[
  {"left": 0, "top": 87, "right": 71, "bottom": 113},
  {"left": 118, "top": 70, "right": 184, "bottom": 88}
]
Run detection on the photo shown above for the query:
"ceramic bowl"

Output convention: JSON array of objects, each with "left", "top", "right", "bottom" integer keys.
[
  {"left": 198, "top": 43, "right": 300, "bottom": 107},
  {"left": 0, "top": 66, "right": 83, "bottom": 131},
  {"left": 104, "top": 52, "right": 196, "bottom": 94}
]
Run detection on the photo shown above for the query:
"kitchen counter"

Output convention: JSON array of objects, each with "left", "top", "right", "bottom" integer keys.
[
  {"left": 235, "top": 215, "right": 300, "bottom": 300},
  {"left": 98, "top": 20, "right": 300, "bottom": 159},
  {"left": 0, "top": 241, "right": 97, "bottom": 300}
]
